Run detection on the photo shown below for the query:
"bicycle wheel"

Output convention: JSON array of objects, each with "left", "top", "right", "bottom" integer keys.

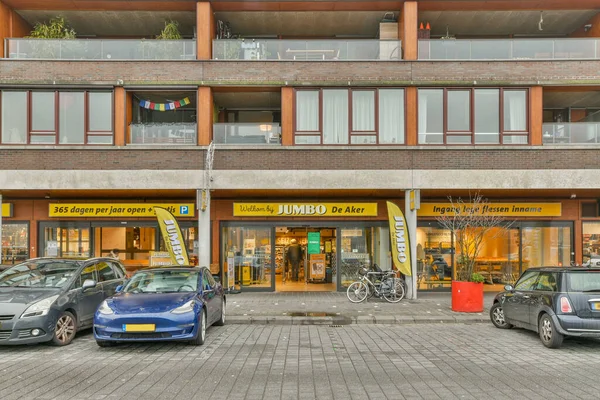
[
  {"left": 347, "top": 281, "right": 368, "bottom": 303},
  {"left": 382, "top": 278, "right": 405, "bottom": 303}
]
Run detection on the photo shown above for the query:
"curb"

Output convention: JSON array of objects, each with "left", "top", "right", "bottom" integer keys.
[{"left": 227, "top": 315, "right": 489, "bottom": 325}]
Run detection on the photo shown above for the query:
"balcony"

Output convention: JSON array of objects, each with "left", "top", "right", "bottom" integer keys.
[
  {"left": 418, "top": 38, "right": 600, "bottom": 60},
  {"left": 213, "top": 123, "right": 281, "bottom": 144},
  {"left": 130, "top": 123, "right": 197, "bottom": 145},
  {"left": 543, "top": 123, "right": 600, "bottom": 144},
  {"left": 212, "top": 39, "right": 401, "bottom": 61},
  {"left": 5, "top": 39, "right": 196, "bottom": 60}
]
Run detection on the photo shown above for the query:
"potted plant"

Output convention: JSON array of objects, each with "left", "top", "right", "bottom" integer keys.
[
  {"left": 142, "top": 20, "right": 183, "bottom": 59},
  {"left": 437, "top": 193, "right": 511, "bottom": 312},
  {"left": 25, "top": 16, "right": 77, "bottom": 58}
]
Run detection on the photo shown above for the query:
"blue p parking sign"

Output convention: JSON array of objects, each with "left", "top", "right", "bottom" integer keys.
[{"left": 180, "top": 206, "right": 189, "bottom": 215}]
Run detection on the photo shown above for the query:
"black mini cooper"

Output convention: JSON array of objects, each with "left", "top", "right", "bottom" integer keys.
[{"left": 490, "top": 266, "right": 600, "bottom": 348}]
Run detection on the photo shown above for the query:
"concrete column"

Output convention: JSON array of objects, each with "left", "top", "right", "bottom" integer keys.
[
  {"left": 405, "top": 189, "right": 419, "bottom": 300},
  {"left": 196, "top": 2, "right": 215, "bottom": 60},
  {"left": 197, "top": 189, "right": 211, "bottom": 268}
]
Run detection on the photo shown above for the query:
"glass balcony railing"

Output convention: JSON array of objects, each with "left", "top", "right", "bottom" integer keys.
[
  {"left": 419, "top": 39, "right": 600, "bottom": 60},
  {"left": 213, "top": 39, "right": 401, "bottom": 61},
  {"left": 5, "top": 38, "right": 196, "bottom": 60},
  {"left": 213, "top": 123, "right": 281, "bottom": 144},
  {"left": 130, "top": 123, "right": 197, "bottom": 145},
  {"left": 543, "top": 123, "right": 600, "bottom": 144}
]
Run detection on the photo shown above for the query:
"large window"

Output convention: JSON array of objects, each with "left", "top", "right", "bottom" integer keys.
[
  {"left": 0, "top": 90, "right": 113, "bottom": 145},
  {"left": 418, "top": 88, "right": 529, "bottom": 145},
  {"left": 222, "top": 226, "right": 272, "bottom": 289},
  {"left": 1, "top": 223, "right": 29, "bottom": 266},
  {"left": 295, "top": 88, "right": 405, "bottom": 145}
]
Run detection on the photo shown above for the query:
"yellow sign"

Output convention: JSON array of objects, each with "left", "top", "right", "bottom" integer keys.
[
  {"left": 233, "top": 203, "right": 377, "bottom": 217},
  {"left": 154, "top": 207, "right": 190, "bottom": 266},
  {"left": 49, "top": 203, "right": 195, "bottom": 217},
  {"left": 2, "top": 203, "right": 13, "bottom": 218},
  {"left": 419, "top": 203, "right": 562, "bottom": 217},
  {"left": 387, "top": 201, "right": 411, "bottom": 276}
]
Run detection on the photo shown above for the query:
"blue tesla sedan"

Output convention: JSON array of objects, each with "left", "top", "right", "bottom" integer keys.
[{"left": 93, "top": 266, "right": 225, "bottom": 347}]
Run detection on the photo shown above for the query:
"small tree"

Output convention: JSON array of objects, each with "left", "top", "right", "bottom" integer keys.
[
  {"left": 27, "top": 16, "right": 76, "bottom": 39},
  {"left": 436, "top": 193, "right": 513, "bottom": 283},
  {"left": 156, "top": 20, "right": 182, "bottom": 40}
]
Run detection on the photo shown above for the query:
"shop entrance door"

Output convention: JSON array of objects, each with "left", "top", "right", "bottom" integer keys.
[
  {"left": 40, "top": 222, "right": 91, "bottom": 258},
  {"left": 275, "top": 226, "right": 336, "bottom": 292}
]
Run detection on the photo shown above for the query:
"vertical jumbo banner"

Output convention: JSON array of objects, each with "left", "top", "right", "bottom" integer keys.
[
  {"left": 386, "top": 201, "right": 412, "bottom": 276},
  {"left": 154, "top": 207, "right": 190, "bottom": 266}
]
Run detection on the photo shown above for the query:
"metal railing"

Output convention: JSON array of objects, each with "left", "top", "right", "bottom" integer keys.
[
  {"left": 418, "top": 38, "right": 600, "bottom": 60},
  {"left": 213, "top": 39, "right": 401, "bottom": 60},
  {"left": 213, "top": 123, "right": 281, "bottom": 144},
  {"left": 542, "top": 123, "right": 600, "bottom": 144},
  {"left": 130, "top": 123, "right": 197, "bottom": 145},
  {"left": 5, "top": 38, "right": 196, "bottom": 60}
]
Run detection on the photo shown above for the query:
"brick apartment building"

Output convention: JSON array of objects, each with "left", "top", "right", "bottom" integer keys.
[{"left": 1, "top": 0, "right": 600, "bottom": 297}]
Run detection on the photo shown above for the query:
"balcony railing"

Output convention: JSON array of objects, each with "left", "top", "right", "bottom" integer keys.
[
  {"left": 213, "top": 39, "right": 401, "bottom": 61},
  {"left": 419, "top": 38, "right": 600, "bottom": 60},
  {"left": 213, "top": 123, "right": 281, "bottom": 144},
  {"left": 543, "top": 123, "right": 600, "bottom": 144},
  {"left": 5, "top": 38, "right": 196, "bottom": 60},
  {"left": 130, "top": 123, "right": 197, "bottom": 145}
]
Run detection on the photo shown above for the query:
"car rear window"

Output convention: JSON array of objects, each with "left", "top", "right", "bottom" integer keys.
[{"left": 567, "top": 271, "right": 600, "bottom": 292}]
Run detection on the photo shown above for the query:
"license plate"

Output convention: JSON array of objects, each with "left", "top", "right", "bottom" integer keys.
[
  {"left": 123, "top": 324, "right": 155, "bottom": 332},
  {"left": 592, "top": 303, "right": 600, "bottom": 311}
]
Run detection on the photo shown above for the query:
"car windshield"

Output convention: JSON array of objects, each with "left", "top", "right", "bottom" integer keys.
[
  {"left": 0, "top": 260, "right": 80, "bottom": 288},
  {"left": 567, "top": 271, "right": 600, "bottom": 292},
  {"left": 123, "top": 270, "right": 198, "bottom": 293}
]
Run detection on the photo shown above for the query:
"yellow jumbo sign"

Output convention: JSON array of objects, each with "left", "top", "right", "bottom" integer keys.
[
  {"left": 49, "top": 203, "right": 195, "bottom": 218},
  {"left": 1, "top": 203, "right": 13, "bottom": 218},
  {"left": 419, "top": 203, "right": 562, "bottom": 217},
  {"left": 233, "top": 203, "right": 378, "bottom": 217}
]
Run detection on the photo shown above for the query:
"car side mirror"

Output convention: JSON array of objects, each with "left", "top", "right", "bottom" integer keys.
[
  {"left": 82, "top": 279, "right": 97, "bottom": 291},
  {"left": 115, "top": 285, "right": 124, "bottom": 293},
  {"left": 504, "top": 284, "right": 514, "bottom": 291}
]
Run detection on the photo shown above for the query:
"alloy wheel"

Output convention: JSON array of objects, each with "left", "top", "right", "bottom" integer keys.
[
  {"left": 541, "top": 317, "right": 553, "bottom": 342},
  {"left": 492, "top": 307, "right": 506, "bottom": 326},
  {"left": 55, "top": 314, "right": 75, "bottom": 344},
  {"left": 201, "top": 312, "right": 206, "bottom": 342}
]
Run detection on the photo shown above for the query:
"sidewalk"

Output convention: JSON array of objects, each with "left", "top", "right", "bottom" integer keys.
[{"left": 225, "top": 291, "right": 499, "bottom": 325}]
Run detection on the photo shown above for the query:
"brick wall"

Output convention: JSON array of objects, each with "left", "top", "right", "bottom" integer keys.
[
  {"left": 2, "top": 60, "right": 600, "bottom": 86},
  {"left": 0, "top": 147, "right": 598, "bottom": 170}
]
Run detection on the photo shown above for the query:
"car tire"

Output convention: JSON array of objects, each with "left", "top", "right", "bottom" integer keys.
[
  {"left": 539, "top": 313, "right": 564, "bottom": 349},
  {"left": 490, "top": 302, "right": 513, "bottom": 329},
  {"left": 96, "top": 340, "right": 115, "bottom": 348},
  {"left": 189, "top": 308, "right": 206, "bottom": 346},
  {"left": 214, "top": 299, "right": 225, "bottom": 326},
  {"left": 51, "top": 311, "right": 77, "bottom": 346}
]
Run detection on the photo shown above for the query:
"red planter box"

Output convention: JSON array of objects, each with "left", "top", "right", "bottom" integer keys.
[{"left": 451, "top": 281, "right": 483, "bottom": 313}]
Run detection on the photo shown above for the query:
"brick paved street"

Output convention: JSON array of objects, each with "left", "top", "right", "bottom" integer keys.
[{"left": 1, "top": 323, "right": 600, "bottom": 400}]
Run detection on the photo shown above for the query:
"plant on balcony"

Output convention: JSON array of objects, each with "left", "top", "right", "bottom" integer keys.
[
  {"left": 25, "top": 16, "right": 78, "bottom": 58},
  {"left": 140, "top": 20, "right": 184, "bottom": 60},
  {"left": 436, "top": 192, "right": 512, "bottom": 312}
]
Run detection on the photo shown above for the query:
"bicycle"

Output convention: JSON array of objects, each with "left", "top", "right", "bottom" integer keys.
[{"left": 346, "top": 267, "right": 405, "bottom": 303}]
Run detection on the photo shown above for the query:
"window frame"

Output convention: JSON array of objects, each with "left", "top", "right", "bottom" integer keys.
[
  {"left": 417, "top": 87, "right": 530, "bottom": 145},
  {"left": 0, "top": 90, "right": 114, "bottom": 145},
  {"left": 293, "top": 88, "right": 406, "bottom": 146}
]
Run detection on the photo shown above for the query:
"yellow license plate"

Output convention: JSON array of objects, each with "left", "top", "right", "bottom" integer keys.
[
  {"left": 123, "top": 324, "right": 155, "bottom": 332},
  {"left": 593, "top": 303, "right": 600, "bottom": 311}
]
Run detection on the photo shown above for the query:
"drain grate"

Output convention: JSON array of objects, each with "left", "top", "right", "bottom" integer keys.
[{"left": 329, "top": 325, "right": 343, "bottom": 328}]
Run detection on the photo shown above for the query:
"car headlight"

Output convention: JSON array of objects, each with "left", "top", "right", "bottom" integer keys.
[
  {"left": 21, "top": 295, "right": 59, "bottom": 318},
  {"left": 171, "top": 300, "right": 195, "bottom": 314},
  {"left": 97, "top": 300, "right": 114, "bottom": 315}
]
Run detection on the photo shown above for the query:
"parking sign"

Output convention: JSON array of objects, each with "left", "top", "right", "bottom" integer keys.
[{"left": 180, "top": 206, "right": 189, "bottom": 215}]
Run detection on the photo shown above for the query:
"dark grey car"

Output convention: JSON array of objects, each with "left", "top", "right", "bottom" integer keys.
[
  {"left": 0, "top": 257, "right": 127, "bottom": 346},
  {"left": 490, "top": 266, "right": 600, "bottom": 348}
]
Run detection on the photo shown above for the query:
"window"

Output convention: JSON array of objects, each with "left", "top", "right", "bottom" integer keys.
[
  {"left": 96, "top": 262, "right": 117, "bottom": 282},
  {"left": 1, "top": 222, "right": 29, "bottom": 265},
  {"left": 109, "top": 262, "right": 126, "bottom": 279},
  {"left": 417, "top": 88, "right": 529, "bottom": 145},
  {"left": 0, "top": 90, "right": 113, "bottom": 145},
  {"left": 295, "top": 88, "right": 405, "bottom": 145},
  {"left": 205, "top": 269, "right": 216, "bottom": 286},
  {"left": 535, "top": 272, "right": 558, "bottom": 292},
  {"left": 78, "top": 265, "right": 98, "bottom": 287},
  {"left": 202, "top": 271, "right": 211, "bottom": 291},
  {"left": 514, "top": 271, "right": 539, "bottom": 291}
]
